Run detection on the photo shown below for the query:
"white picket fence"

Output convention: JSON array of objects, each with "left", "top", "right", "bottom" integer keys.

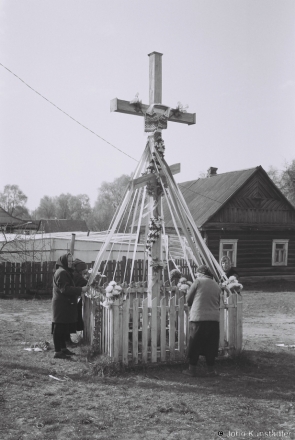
[{"left": 89, "top": 289, "right": 243, "bottom": 365}]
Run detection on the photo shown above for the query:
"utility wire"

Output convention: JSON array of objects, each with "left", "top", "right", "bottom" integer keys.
[
  {"left": 0, "top": 62, "right": 138, "bottom": 162},
  {"left": 0, "top": 62, "right": 224, "bottom": 205}
]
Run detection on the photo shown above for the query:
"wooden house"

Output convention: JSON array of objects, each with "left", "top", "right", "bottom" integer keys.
[{"left": 163, "top": 166, "right": 295, "bottom": 281}]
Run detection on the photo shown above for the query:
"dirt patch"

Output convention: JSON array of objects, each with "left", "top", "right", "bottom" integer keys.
[{"left": 1, "top": 292, "right": 295, "bottom": 439}]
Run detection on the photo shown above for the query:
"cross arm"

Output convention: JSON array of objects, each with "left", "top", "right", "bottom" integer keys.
[
  {"left": 110, "top": 98, "right": 196, "bottom": 125},
  {"left": 132, "top": 163, "right": 181, "bottom": 189}
]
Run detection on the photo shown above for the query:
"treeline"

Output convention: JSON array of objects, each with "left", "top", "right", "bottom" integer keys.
[
  {"left": 1, "top": 160, "right": 294, "bottom": 232},
  {"left": 0, "top": 175, "right": 131, "bottom": 232}
]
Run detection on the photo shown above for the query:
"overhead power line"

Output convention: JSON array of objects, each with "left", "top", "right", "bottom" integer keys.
[
  {"left": 0, "top": 62, "right": 224, "bottom": 205},
  {"left": 0, "top": 62, "right": 138, "bottom": 162}
]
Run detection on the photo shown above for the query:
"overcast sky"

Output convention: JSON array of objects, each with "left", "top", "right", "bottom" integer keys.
[{"left": 0, "top": 0, "right": 294, "bottom": 211}]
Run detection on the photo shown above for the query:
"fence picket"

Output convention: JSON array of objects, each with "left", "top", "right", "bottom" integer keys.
[
  {"left": 141, "top": 298, "right": 148, "bottom": 363},
  {"left": 113, "top": 299, "right": 120, "bottom": 362},
  {"left": 0, "top": 262, "right": 4, "bottom": 293},
  {"left": 122, "top": 298, "right": 130, "bottom": 365},
  {"left": 151, "top": 298, "right": 158, "bottom": 363},
  {"left": 160, "top": 297, "right": 166, "bottom": 361},
  {"left": 169, "top": 296, "right": 176, "bottom": 360},
  {"left": 132, "top": 298, "right": 139, "bottom": 364},
  {"left": 15, "top": 263, "right": 20, "bottom": 295},
  {"left": 178, "top": 296, "right": 184, "bottom": 356},
  {"left": 219, "top": 300, "right": 225, "bottom": 350},
  {"left": 5, "top": 262, "right": 11, "bottom": 295},
  {"left": 236, "top": 296, "right": 243, "bottom": 351},
  {"left": 10, "top": 263, "right": 15, "bottom": 295}
]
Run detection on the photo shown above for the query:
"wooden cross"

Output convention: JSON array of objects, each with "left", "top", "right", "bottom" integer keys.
[{"left": 110, "top": 52, "right": 195, "bottom": 303}]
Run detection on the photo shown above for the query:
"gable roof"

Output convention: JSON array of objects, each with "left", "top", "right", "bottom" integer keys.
[
  {"left": 163, "top": 165, "right": 295, "bottom": 229},
  {"left": 0, "top": 207, "right": 38, "bottom": 230},
  {"left": 39, "top": 219, "right": 89, "bottom": 233},
  {"left": 163, "top": 165, "right": 295, "bottom": 228}
]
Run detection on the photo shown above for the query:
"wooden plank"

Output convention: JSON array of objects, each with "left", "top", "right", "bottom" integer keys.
[
  {"left": 178, "top": 296, "right": 184, "bottom": 357},
  {"left": 36, "top": 262, "right": 41, "bottom": 288},
  {"left": 21, "top": 262, "right": 26, "bottom": 294},
  {"left": 0, "top": 262, "right": 4, "bottom": 293},
  {"left": 133, "top": 174, "right": 157, "bottom": 190},
  {"left": 110, "top": 98, "right": 196, "bottom": 125},
  {"left": 227, "top": 294, "right": 236, "bottom": 354},
  {"left": 113, "top": 300, "right": 120, "bottom": 362},
  {"left": 132, "top": 298, "right": 139, "bottom": 364},
  {"left": 25, "top": 262, "right": 31, "bottom": 292},
  {"left": 151, "top": 298, "right": 158, "bottom": 363},
  {"left": 119, "top": 301, "right": 123, "bottom": 359},
  {"left": 184, "top": 305, "right": 189, "bottom": 347},
  {"left": 169, "top": 296, "right": 176, "bottom": 360},
  {"left": 122, "top": 298, "right": 130, "bottom": 365},
  {"left": 101, "top": 305, "right": 105, "bottom": 354},
  {"left": 236, "top": 297, "right": 243, "bottom": 352},
  {"left": 141, "top": 298, "right": 148, "bottom": 363},
  {"left": 10, "top": 263, "right": 15, "bottom": 296},
  {"left": 219, "top": 301, "right": 225, "bottom": 349},
  {"left": 5, "top": 262, "right": 11, "bottom": 295},
  {"left": 15, "top": 263, "right": 20, "bottom": 295},
  {"left": 149, "top": 51, "right": 162, "bottom": 104},
  {"left": 160, "top": 297, "right": 166, "bottom": 361}
]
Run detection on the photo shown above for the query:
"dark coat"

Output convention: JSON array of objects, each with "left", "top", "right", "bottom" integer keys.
[
  {"left": 52, "top": 254, "right": 82, "bottom": 324},
  {"left": 73, "top": 271, "right": 88, "bottom": 331}
]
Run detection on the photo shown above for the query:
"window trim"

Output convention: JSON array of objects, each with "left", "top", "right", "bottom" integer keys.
[
  {"left": 219, "top": 239, "right": 238, "bottom": 267},
  {"left": 272, "top": 239, "right": 289, "bottom": 266}
]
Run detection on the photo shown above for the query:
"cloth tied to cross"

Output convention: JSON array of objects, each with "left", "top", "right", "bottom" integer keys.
[{"left": 144, "top": 104, "right": 171, "bottom": 132}]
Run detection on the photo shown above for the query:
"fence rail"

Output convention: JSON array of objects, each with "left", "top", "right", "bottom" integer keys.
[{"left": 0, "top": 258, "right": 200, "bottom": 296}]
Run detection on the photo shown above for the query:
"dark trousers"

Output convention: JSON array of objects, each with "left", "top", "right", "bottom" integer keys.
[
  {"left": 52, "top": 323, "right": 70, "bottom": 352},
  {"left": 187, "top": 321, "right": 220, "bottom": 367}
]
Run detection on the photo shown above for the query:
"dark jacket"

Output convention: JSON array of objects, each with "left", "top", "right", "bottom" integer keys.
[
  {"left": 52, "top": 254, "right": 82, "bottom": 324},
  {"left": 72, "top": 271, "right": 87, "bottom": 331},
  {"left": 226, "top": 267, "right": 239, "bottom": 280}
]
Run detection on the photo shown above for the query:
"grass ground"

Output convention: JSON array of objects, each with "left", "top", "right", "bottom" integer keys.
[{"left": 0, "top": 282, "right": 295, "bottom": 440}]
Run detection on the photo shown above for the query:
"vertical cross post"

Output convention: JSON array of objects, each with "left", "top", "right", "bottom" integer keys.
[{"left": 147, "top": 52, "right": 163, "bottom": 306}]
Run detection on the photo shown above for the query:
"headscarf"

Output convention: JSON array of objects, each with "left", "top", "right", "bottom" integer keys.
[
  {"left": 196, "top": 265, "right": 213, "bottom": 279},
  {"left": 55, "top": 253, "right": 72, "bottom": 272},
  {"left": 73, "top": 259, "right": 87, "bottom": 273}
]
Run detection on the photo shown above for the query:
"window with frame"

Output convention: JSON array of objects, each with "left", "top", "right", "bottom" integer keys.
[
  {"left": 272, "top": 239, "right": 289, "bottom": 266},
  {"left": 219, "top": 239, "right": 238, "bottom": 267}
]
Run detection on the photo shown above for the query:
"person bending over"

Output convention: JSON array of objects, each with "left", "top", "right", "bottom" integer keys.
[{"left": 183, "top": 265, "right": 221, "bottom": 377}]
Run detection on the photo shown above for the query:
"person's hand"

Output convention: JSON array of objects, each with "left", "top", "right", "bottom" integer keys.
[{"left": 81, "top": 285, "right": 89, "bottom": 294}]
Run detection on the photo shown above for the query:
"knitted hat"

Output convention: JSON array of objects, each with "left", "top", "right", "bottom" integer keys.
[
  {"left": 73, "top": 259, "right": 87, "bottom": 272},
  {"left": 196, "top": 265, "right": 213, "bottom": 278}
]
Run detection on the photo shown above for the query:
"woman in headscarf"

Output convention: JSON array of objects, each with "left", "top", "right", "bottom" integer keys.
[
  {"left": 182, "top": 265, "right": 221, "bottom": 377},
  {"left": 52, "top": 253, "right": 89, "bottom": 359},
  {"left": 220, "top": 256, "right": 239, "bottom": 280}
]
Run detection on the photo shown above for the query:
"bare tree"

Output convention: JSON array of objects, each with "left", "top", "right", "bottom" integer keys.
[
  {"left": 0, "top": 228, "right": 48, "bottom": 263},
  {"left": 268, "top": 160, "right": 295, "bottom": 206},
  {"left": 0, "top": 184, "right": 28, "bottom": 217}
]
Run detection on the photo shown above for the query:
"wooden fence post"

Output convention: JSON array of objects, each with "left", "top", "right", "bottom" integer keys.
[{"left": 236, "top": 294, "right": 243, "bottom": 352}]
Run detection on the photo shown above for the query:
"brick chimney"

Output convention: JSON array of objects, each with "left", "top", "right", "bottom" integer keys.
[{"left": 207, "top": 167, "right": 218, "bottom": 177}]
